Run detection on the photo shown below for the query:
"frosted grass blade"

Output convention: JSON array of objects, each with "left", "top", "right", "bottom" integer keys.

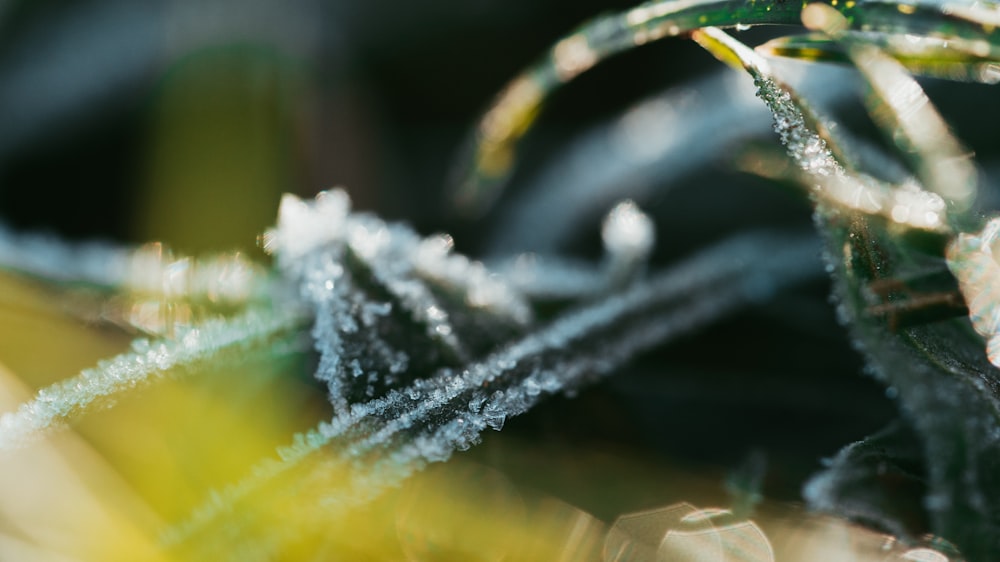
[
  {"left": 694, "top": 26, "right": 951, "bottom": 234},
  {"left": 0, "top": 223, "right": 270, "bottom": 311},
  {"left": 164, "top": 230, "right": 823, "bottom": 555},
  {"left": 0, "top": 306, "right": 306, "bottom": 450}
]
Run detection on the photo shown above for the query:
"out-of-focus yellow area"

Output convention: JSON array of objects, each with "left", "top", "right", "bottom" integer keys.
[{"left": 0, "top": 268, "right": 328, "bottom": 560}]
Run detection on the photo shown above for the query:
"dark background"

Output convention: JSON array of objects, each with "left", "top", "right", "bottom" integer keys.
[{"left": 0, "top": 0, "right": 725, "bottom": 247}]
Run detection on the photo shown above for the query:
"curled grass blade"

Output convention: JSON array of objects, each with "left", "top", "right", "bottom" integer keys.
[{"left": 452, "top": 0, "right": 1000, "bottom": 216}]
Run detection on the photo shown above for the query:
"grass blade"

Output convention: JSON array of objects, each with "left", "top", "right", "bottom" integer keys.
[
  {"left": 803, "top": 3, "right": 979, "bottom": 218},
  {"left": 694, "top": 26, "right": 951, "bottom": 234}
]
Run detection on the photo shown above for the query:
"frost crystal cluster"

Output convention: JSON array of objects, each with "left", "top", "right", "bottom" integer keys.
[
  {"left": 261, "top": 190, "right": 533, "bottom": 409},
  {"left": 162, "top": 190, "right": 823, "bottom": 547}
]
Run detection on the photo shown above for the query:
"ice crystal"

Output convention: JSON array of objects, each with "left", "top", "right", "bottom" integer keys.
[
  {"left": 754, "top": 60, "right": 949, "bottom": 232},
  {"left": 0, "top": 222, "right": 307, "bottom": 450}
]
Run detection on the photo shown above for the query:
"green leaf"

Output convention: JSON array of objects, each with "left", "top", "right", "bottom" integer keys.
[{"left": 819, "top": 210, "right": 1000, "bottom": 561}]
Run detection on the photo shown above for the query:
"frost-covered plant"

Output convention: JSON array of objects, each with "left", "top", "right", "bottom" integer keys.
[{"left": 3, "top": 0, "right": 1000, "bottom": 560}]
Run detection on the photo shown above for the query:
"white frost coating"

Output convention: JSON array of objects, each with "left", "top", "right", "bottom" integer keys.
[
  {"left": 0, "top": 222, "right": 267, "bottom": 304},
  {"left": 753, "top": 74, "right": 948, "bottom": 232},
  {"left": 0, "top": 306, "right": 304, "bottom": 450},
  {"left": 265, "top": 191, "right": 529, "bottom": 324},
  {"left": 263, "top": 190, "right": 534, "bottom": 407},
  {"left": 167, "top": 231, "right": 821, "bottom": 544},
  {"left": 414, "top": 233, "right": 532, "bottom": 325},
  {"left": 263, "top": 191, "right": 463, "bottom": 405},
  {"left": 946, "top": 217, "right": 1000, "bottom": 367}
]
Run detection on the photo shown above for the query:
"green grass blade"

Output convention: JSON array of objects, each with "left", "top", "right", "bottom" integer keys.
[{"left": 759, "top": 32, "right": 1000, "bottom": 83}]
